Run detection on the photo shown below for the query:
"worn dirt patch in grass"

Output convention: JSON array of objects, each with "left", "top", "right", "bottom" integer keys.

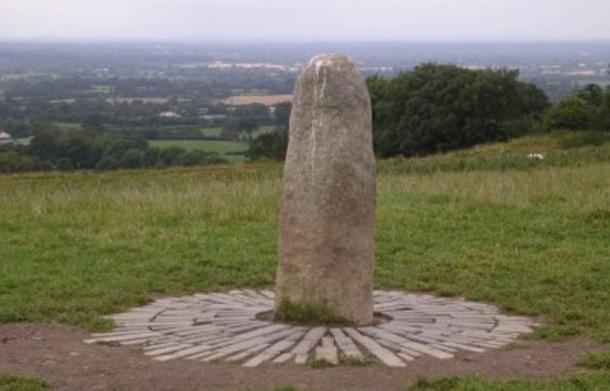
[{"left": 0, "top": 323, "right": 606, "bottom": 391}]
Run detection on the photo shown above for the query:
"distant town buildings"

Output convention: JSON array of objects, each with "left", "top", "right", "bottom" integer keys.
[
  {"left": 201, "top": 114, "right": 227, "bottom": 123},
  {"left": 159, "top": 111, "right": 181, "bottom": 118},
  {"left": 207, "top": 61, "right": 289, "bottom": 71},
  {"left": 0, "top": 131, "right": 14, "bottom": 146}
]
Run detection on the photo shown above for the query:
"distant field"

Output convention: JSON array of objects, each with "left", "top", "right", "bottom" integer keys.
[
  {"left": 49, "top": 99, "right": 77, "bottom": 104},
  {"left": 200, "top": 127, "right": 222, "bottom": 137},
  {"left": 89, "top": 85, "right": 114, "bottom": 94},
  {"left": 228, "top": 89, "right": 270, "bottom": 96},
  {"left": 51, "top": 124, "right": 224, "bottom": 137},
  {"left": 222, "top": 94, "right": 292, "bottom": 106},
  {"left": 106, "top": 97, "right": 177, "bottom": 104},
  {"left": 54, "top": 122, "right": 81, "bottom": 129},
  {"left": 158, "top": 126, "right": 225, "bottom": 138},
  {"left": 149, "top": 139, "right": 248, "bottom": 162}
]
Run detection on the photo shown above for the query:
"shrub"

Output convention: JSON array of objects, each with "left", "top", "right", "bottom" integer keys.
[
  {"left": 543, "top": 97, "right": 593, "bottom": 131},
  {"left": 368, "top": 64, "right": 549, "bottom": 157},
  {"left": 247, "top": 128, "right": 288, "bottom": 161},
  {"left": 274, "top": 300, "right": 348, "bottom": 324},
  {"left": 143, "top": 147, "right": 161, "bottom": 167},
  {"left": 0, "top": 151, "right": 37, "bottom": 173},
  {"left": 159, "top": 146, "right": 186, "bottom": 165},
  {"left": 578, "top": 351, "right": 610, "bottom": 370},
  {"left": 120, "top": 148, "right": 144, "bottom": 169},
  {"left": 177, "top": 150, "right": 211, "bottom": 166},
  {"left": 0, "top": 374, "right": 49, "bottom": 391},
  {"left": 55, "top": 157, "right": 74, "bottom": 171},
  {"left": 95, "top": 157, "right": 119, "bottom": 171}
]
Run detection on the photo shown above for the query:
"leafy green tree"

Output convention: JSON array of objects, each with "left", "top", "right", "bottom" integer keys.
[
  {"left": 597, "top": 100, "right": 610, "bottom": 132},
  {"left": 55, "top": 157, "right": 74, "bottom": 171},
  {"left": 159, "top": 146, "right": 186, "bottom": 165},
  {"left": 592, "top": 86, "right": 610, "bottom": 131},
  {"left": 273, "top": 102, "right": 292, "bottom": 127},
  {"left": 143, "top": 147, "right": 161, "bottom": 167},
  {"left": 576, "top": 84, "right": 604, "bottom": 106},
  {"left": 64, "top": 131, "right": 102, "bottom": 169},
  {"left": 101, "top": 135, "right": 147, "bottom": 161},
  {"left": 543, "top": 97, "right": 593, "bottom": 131},
  {"left": 177, "top": 150, "right": 212, "bottom": 166},
  {"left": 367, "top": 75, "right": 393, "bottom": 153},
  {"left": 120, "top": 148, "right": 144, "bottom": 169},
  {"left": 233, "top": 104, "right": 269, "bottom": 120},
  {"left": 239, "top": 118, "right": 259, "bottom": 141},
  {"left": 247, "top": 128, "right": 288, "bottom": 161},
  {"left": 368, "top": 64, "right": 549, "bottom": 157},
  {"left": 95, "top": 157, "right": 118, "bottom": 171},
  {"left": 0, "top": 151, "right": 36, "bottom": 173},
  {"left": 81, "top": 114, "right": 104, "bottom": 130},
  {"left": 220, "top": 118, "right": 241, "bottom": 140},
  {"left": 29, "top": 129, "right": 62, "bottom": 161}
]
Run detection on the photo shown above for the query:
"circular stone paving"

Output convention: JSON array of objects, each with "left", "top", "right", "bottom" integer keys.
[{"left": 85, "top": 290, "right": 536, "bottom": 367}]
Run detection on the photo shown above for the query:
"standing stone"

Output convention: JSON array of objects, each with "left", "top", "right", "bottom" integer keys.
[{"left": 275, "top": 53, "right": 375, "bottom": 325}]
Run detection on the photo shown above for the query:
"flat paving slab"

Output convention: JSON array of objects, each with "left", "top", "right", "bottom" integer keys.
[{"left": 85, "top": 290, "right": 537, "bottom": 367}]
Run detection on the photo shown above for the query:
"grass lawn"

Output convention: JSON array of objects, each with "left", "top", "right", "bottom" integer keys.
[
  {"left": 235, "top": 354, "right": 610, "bottom": 391},
  {"left": 200, "top": 127, "right": 222, "bottom": 138},
  {"left": 405, "top": 352, "right": 610, "bottom": 390},
  {"left": 0, "top": 131, "right": 609, "bottom": 390},
  {"left": 149, "top": 139, "right": 249, "bottom": 162},
  {"left": 157, "top": 125, "right": 275, "bottom": 139},
  {"left": 200, "top": 125, "right": 277, "bottom": 139},
  {"left": 0, "top": 374, "right": 49, "bottom": 391},
  {"left": 408, "top": 372, "right": 610, "bottom": 391}
]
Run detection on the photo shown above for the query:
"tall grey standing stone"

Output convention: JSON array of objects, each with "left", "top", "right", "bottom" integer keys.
[{"left": 275, "top": 53, "right": 375, "bottom": 325}]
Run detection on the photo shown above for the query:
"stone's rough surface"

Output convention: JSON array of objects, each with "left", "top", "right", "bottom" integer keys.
[
  {"left": 275, "top": 53, "right": 376, "bottom": 325},
  {"left": 85, "top": 290, "right": 537, "bottom": 367}
]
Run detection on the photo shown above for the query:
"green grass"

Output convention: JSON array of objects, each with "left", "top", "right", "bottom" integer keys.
[
  {"left": 200, "top": 127, "right": 222, "bottom": 138},
  {"left": 159, "top": 125, "right": 273, "bottom": 139},
  {"left": 408, "top": 372, "right": 610, "bottom": 391},
  {"left": 275, "top": 300, "right": 348, "bottom": 324},
  {"left": 578, "top": 351, "right": 610, "bottom": 370},
  {"left": 444, "top": 131, "right": 610, "bottom": 157},
  {"left": 381, "top": 131, "right": 610, "bottom": 175},
  {"left": 0, "top": 374, "right": 49, "bottom": 391},
  {"left": 339, "top": 355, "right": 374, "bottom": 367},
  {"left": 235, "top": 387, "right": 302, "bottom": 391},
  {"left": 149, "top": 139, "right": 248, "bottom": 162},
  {"left": 0, "top": 131, "right": 609, "bottom": 343},
  {"left": 308, "top": 359, "right": 334, "bottom": 369}
]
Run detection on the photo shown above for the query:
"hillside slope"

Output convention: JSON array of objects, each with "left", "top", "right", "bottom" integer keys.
[{"left": 380, "top": 131, "right": 610, "bottom": 174}]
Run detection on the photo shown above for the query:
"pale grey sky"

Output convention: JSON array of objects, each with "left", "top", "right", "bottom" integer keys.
[{"left": 1, "top": 0, "right": 609, "bottom": 42}]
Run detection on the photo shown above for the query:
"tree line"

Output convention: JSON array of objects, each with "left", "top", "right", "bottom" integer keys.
[
  {"left": 247, "top": 64, "right": 610, "bottom": 160},
  {"left": 0, "top": 126, "right": 226, "bottom": 173}
]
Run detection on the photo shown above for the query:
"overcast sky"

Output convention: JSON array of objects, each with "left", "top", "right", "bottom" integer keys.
[{"left": 1, "top": 0, "right": 610, "bottom": 42}]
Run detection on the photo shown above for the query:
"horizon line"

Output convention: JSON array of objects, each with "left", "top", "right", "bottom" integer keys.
[{"left": 2, "top": 37, "right": 610, "bottom": 45}]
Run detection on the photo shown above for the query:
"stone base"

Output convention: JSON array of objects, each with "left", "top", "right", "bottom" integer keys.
[{"left": 85, "top": 290, "right": 537, "bottom": 368}]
